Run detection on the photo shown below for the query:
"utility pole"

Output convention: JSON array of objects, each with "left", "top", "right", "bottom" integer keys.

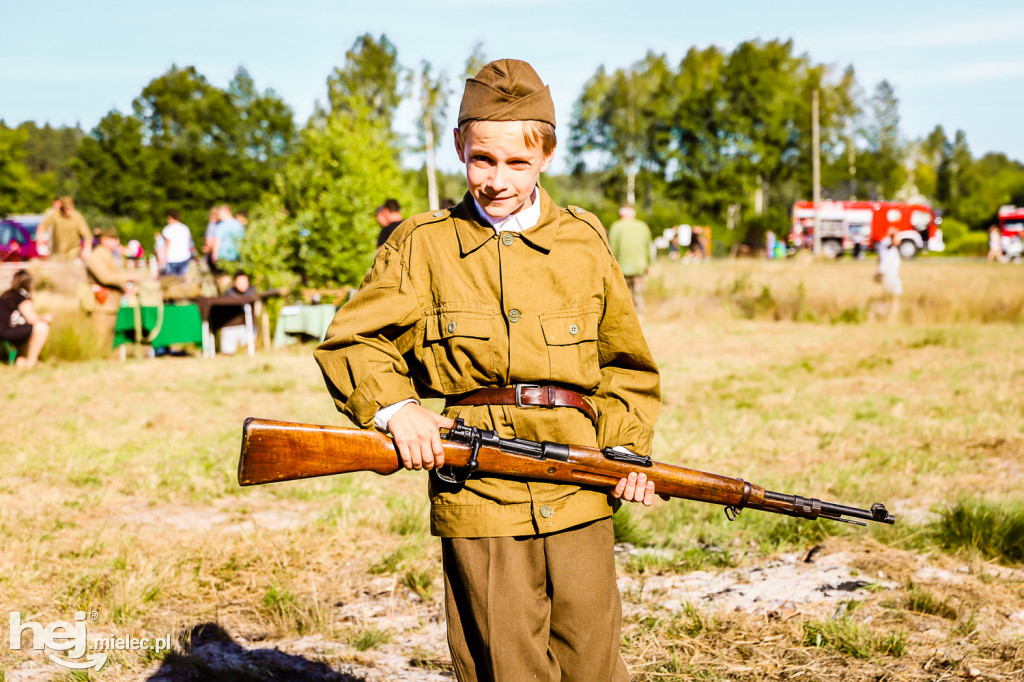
[
  {"left": 812, "top": 89, "right": 822, "bottom": 256},
  {"left": 423, "top": 106, "right": 439, "bottom": 211},
  {"left": 626, "top": 77, "right": 637, "bottom": 206}
]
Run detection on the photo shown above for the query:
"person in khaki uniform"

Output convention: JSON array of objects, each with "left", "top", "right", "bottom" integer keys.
[
  {"left": 315, "top": 59, "right": 661, "bottom": 682},
  {"left": 38, "top": 196, "right": 93, "bottom": 261},
  {"left": 85, "top": 229, "right": 144, "bottom": 349}
]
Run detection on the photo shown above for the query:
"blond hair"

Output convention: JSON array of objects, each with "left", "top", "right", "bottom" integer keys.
[{"left": 458, "top": 120, "right": 557, "bottom": 156}]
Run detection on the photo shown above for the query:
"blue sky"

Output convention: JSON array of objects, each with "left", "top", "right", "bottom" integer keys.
[{"left": 3, "top": 0, "right": 1023, "bottom": 173}]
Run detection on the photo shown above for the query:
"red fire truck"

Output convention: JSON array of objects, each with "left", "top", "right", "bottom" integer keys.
[
  {"left": 790, "top": 201, "right": 944, "bottom": 259},
  {"left": 997, "top": 205, "right": 1024, "bottom": 261}
]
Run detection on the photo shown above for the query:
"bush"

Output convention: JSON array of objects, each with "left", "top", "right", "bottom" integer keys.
[{"left": 942, "top": 217, "right": 989, "bottom": 256}]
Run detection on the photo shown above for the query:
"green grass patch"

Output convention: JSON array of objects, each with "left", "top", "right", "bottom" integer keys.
[
  {"left": 261, "top": 582, "right": 322, "bottom": 635},
  {"left": 613, "top": 507, "right": 653, "bottom": 545},
  {"left": 904, "top": 582, "right": 958, "bottom": 619},
  {"left": 803, "top": 618, "right": 907, "bottom": 658},
  {"left": 368, "top": 537, "right": 425, "bottom": 575},
  {"left": 927, "top": 497, "right": 1024, "bottom": 565},
  {"left": 348, "top": 624, "right": 393, "bottom": 651},
  {"left": 386, "top": 495, "right": 430, "bottom": 536},
  {"left": 402, "top": 566, "right": 437, "bottom": 601}
]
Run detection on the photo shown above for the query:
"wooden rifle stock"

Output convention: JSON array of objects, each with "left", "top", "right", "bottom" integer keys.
[{"left": 238, "top": 417, "right": 895, "bottom": 526}]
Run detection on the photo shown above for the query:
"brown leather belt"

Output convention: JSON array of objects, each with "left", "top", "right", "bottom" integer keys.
[{"left": 445, "top": 384, "right": 598, "bottom": 426}]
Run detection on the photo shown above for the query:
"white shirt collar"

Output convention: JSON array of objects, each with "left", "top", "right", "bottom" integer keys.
[{"left": 472, "top": 186, "right": 541, "bottom": 234}]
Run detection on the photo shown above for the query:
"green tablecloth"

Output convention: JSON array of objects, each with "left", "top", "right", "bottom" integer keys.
[
  {"left": 114, "top": 304, "right": 204, "bottom": 348},
  {"left": 273, "top": 303, "right": 337, "bottom": 347}
]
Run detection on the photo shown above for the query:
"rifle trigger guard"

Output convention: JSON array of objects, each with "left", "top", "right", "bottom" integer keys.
[{"left": 724, "top": 480, "right": 752, "bottom": 522}]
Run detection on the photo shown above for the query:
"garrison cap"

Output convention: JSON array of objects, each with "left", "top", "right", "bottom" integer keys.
[{"left": 458, "top": 59, "right": 555, "bottom": 127}]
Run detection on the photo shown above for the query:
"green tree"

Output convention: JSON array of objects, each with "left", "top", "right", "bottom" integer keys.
[
  {"left": 569, "top": 41, "right": 856, "bottom": 245},
  {"left": 463, "top": 42, "right": 488, "bottom": 81},
  {"left": 860, "top": 79, "right": 906, "bottom": 199},
  {"left": 17, "top": 121, "right": 84, "bottom": 197},
  {"left": 0, "top": 123, "right": 49, "bottom": 214},
  {"left": 953, "top": 152, "right": 1024, "bottom": 229},
  {"left": 569, "top": 51, "right": 674, "bottom": 207},
  {"left": 73, "top": 111, "right": 160, "bottom": 220},
  {"left": 71, "top": 64, "right": 294, "bottom": 235},
  {"left": 243, "top": 106, "right": 412, "bottom": 289},
  {"left": 937, "top": 129, "right": 974, "bottom": 216},
  {"left": 326, "top": 34, "right": 404, "bottom": 128},
  {"left": 911, "top": 124, "right": 949, "bottom": 201}
]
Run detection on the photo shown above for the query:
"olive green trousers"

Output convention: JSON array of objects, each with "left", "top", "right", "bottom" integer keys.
[{"left": 442, "top": 517, "right": 630, "bottom": 682}]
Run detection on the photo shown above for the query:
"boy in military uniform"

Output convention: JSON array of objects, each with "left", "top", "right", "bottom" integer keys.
[{"left": 315, "top": 59, "right": 661, "bottom": 681}]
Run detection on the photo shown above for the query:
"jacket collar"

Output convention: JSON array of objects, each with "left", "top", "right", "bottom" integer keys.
[{"left": 454, "top": 186, "right": 560, "bottom": 256}]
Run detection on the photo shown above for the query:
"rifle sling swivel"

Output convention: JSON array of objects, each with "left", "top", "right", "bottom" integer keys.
[{"left": 724, "top": 479, "right": 753, "bottom": 521}]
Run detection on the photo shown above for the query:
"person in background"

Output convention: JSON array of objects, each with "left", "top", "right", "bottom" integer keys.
[
  {"left": 236, "top": 211, "right": 249, "bottom": 229},
  {"left": 0, "top": 270, "right": 52, "bottom": 369},
  {"left": 986, "top": 225, "right": 1006, "bottom": 263},
  {"left": 218, "top": 270, "right": 254, "bottom": 355},
  {"left": 34, "top": 197, "right": 62, "bottom": 257},
  {"left": 124, "top": 239, "right": 145, "bottom": 267},
  {"left": 212, "top": 204, "right": 244, "bottom": 269},
  {"left": 877, "top": 226, "right": 903, "bottom": 321},
  {"left": 203, "top": 206, "right": 221, "bottom": 273},
  {"left": 440, "top": 197, "right": 457, "bottom": 210},
  {"left": 688, "top": 225, "right": 707, "bottom": 262},
  {"left": 37, "top": 196, "right": 92, "bottom": 261},
  {"left": 153, "top": 230, "right": 167, "bottom": 273},
  {"left": 375, "top": 198, "right": 403, "bottom": 248},
  {"left": 225, "top": 270, "right": 250, "bottom": 298},
  {"left": 607, "top": 205, "right": 652, "bottom": 318},
  {"left": 162, "top": 210, "right": 194, "bottom": 276},
  {"left": 85, "top": 228, "right": 146, "bottom": 349}
]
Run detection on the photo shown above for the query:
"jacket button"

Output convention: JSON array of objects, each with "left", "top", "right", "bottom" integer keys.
[
  {"left": 447, "top": 321, "right": 456, "bottom": 333},
  {"left": 508, "top": 309, "right": 521, "bottom": 323},
  {"left": 539, "top": 505, "right": 553, "bottom": 518},
  {"left": 433, "top": 211, "right": 444, "bottom": 218},
  {"left": 501, "top": 233, "right": 515, "bottom": 246},
  {"left": 568, "top": 324, "right": 579, "bottom": 335}
]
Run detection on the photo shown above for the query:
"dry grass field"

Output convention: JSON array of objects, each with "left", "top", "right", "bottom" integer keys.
[{"left": 1, "top": 259, "right": 1022, "bottom": 681}]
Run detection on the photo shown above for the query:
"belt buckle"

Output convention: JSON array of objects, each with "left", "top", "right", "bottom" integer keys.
[{"left": 515, "top": 384, "right": 540, "bottom": 408}]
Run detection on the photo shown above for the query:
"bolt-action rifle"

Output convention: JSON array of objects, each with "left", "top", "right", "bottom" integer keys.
[{"left": 238, "top": 417, "right": 895, "bottom": 526}]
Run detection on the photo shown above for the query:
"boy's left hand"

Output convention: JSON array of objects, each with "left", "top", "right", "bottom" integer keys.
[{"left": 612, "top": 471, "right": 657, "bottom": 506}]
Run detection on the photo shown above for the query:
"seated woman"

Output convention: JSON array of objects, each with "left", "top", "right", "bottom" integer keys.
[{"left": 1, "top": 270, "right": 52, "bottom": 368}]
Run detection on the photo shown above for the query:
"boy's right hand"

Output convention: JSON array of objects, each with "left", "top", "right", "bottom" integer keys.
[{"left": 387, "top": 403, "right": 455, "bottom": 471}]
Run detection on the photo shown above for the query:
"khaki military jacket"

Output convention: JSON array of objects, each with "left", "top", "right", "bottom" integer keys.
[
  {"left": 40, "top": 210, "right": 91, "bottom": 259},
  {"left": 85, "top": 246, "right": 131, "bottom": 313},
  {"left": 315, "top": 188, "right": 661, "bottom": 537}
]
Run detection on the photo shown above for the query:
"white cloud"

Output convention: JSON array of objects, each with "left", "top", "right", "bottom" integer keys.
[
  {"left": 946, "top": 60, "right": 1024, "bottom": 84},
  {"left": 899, "top": 11, "right": 1024, "bottom": 48},
  {"left": 0, "top": 58, "right": 153, "bottom": 83},
  {"left": 799, "top": 9, "right": 1024, "bottom": 54}
]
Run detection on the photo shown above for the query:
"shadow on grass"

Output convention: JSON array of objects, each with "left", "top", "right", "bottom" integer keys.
[{"left": 147, "top": 622, "right": 363, "bottom": 682}]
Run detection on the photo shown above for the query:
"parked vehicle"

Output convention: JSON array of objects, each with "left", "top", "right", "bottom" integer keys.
[
  {"left": 790, "top": 201, "right": 944, "bottom": 259},
  {"left": 0, "top": 215, "right": 46, "bottom": 262},
  {"left": 997, "top": 205, "right": 1024, "bottom": 261}
]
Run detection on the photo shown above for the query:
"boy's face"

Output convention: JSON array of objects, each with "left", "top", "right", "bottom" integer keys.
[{"left": 455, "top": 120, "right": 554, "bottom": 220}]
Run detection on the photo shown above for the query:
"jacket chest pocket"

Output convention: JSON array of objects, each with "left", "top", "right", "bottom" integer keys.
[
  {"left": 539, "top": 307, "right": 601, "bottom": 389},
  {"left": 423, "top": 309, "right": 500, "bottom": 394}
]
